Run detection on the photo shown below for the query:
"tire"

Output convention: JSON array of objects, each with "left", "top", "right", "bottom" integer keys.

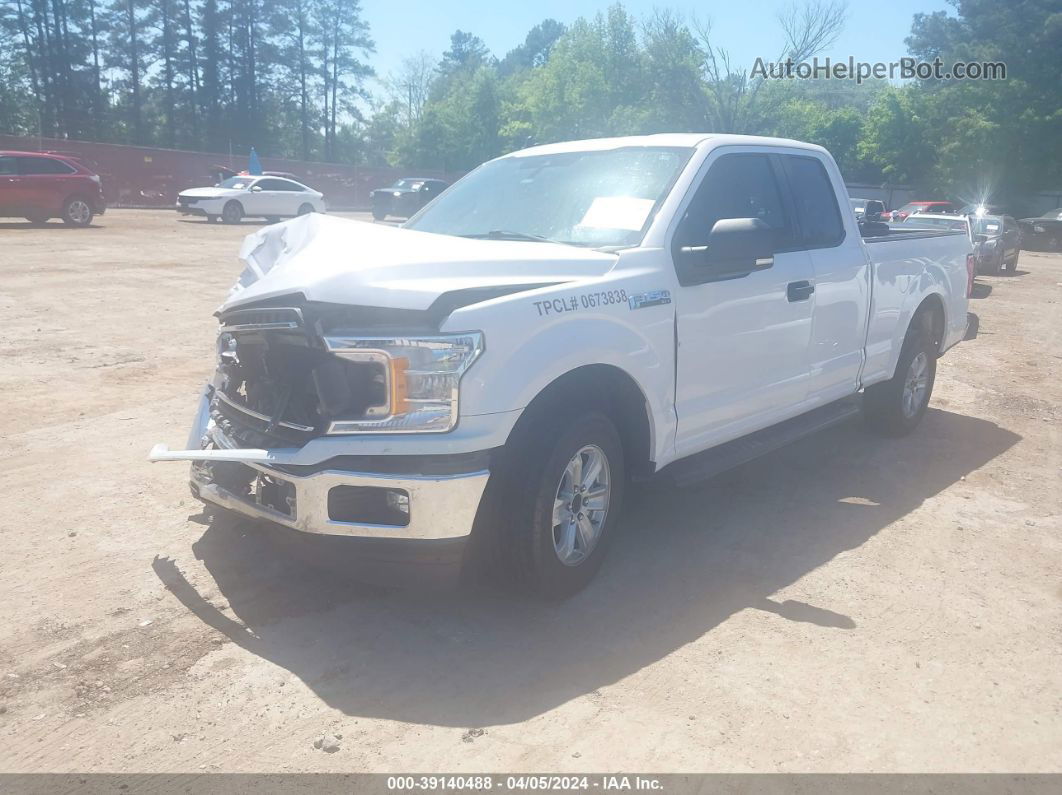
[
  {"left": 1005, "top": 251, "right": 1019, "bottom": 273},
  {"left": 372, "top": 209, "right": 386, "bottom": 221},
  {"left": 221, "top": 201, "right": 244, "bottom": 224},
  {"left": 61, "top": 196, "right": 93, "bottom": 227},
  {"left": 483, "top": 410, "right": 625, "bottom": 598},
  {"left": 863, "top": 315, "right": 937, "bottom": 437},
  {"left": 297, "top": 203, "right": 314, "bottom": 216}
]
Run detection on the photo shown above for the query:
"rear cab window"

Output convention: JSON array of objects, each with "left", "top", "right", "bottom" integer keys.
[{"left": 778, "top": 154, "right": 846, "bottom": 249}]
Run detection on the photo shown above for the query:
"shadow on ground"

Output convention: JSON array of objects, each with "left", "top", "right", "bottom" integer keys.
[{"left": 153, "top": 408, "right": 1018, "bottom": 727}]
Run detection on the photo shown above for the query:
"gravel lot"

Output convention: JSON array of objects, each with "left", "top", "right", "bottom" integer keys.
[{"left": 1, "top": 209, "right": 1059, "bottom": 773}]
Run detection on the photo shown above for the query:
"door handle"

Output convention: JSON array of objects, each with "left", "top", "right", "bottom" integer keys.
[{"left": 787, "top": 280, "right": 815, "bottom": 302}]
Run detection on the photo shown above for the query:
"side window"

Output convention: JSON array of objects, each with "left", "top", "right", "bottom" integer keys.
[
  {"left": 273, "top": 180, "right": 302, "bottom": 192},
  {"left": 17, "top": 156, "right": 75, "bottom": 175},
  {"left": 780, "top": 155, "right": 845, "bottom": 249},
  {"left": 675, "top": 153, "right": 792, "bottom": 252},
  {"left": 0, "top": 157, "right": 16, "bottom": 175},
  {"left": 256, "top": 179, "right": 282, "bottom": 190}
]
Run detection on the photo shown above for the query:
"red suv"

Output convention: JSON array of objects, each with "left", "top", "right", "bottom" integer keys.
[{"left": 0, "top": 151, "right": 106, "bottom": 226}]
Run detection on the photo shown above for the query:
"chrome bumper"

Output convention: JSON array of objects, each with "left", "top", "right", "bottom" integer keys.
[
  {"left": 189, "top": 460, "right": 489, "bottom": 540},
  {"left": 150, "top": 393, "right": 489, "bottom": 541}
]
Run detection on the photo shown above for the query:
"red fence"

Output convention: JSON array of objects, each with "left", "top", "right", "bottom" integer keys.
[{"left": 0, "top": 134, "right": 462, "bottom": 210}]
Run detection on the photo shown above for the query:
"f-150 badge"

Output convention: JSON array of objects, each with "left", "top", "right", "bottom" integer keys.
[{"left": 628, "top": 290, "right": 672, "bottom": 310}]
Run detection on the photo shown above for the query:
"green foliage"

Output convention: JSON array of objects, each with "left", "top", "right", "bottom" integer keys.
[{"left": 0, "top": 0, "right": 1058, "bottom": 202}]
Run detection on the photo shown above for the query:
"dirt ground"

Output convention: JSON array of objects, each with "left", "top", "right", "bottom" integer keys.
[{"left": 0, "top": 209, "right": 1059, "bottom": 773}]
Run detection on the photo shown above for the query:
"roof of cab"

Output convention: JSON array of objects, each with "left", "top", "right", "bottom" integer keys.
[{"left": 505, "top": 133, "right": 828, "bottom": 158}]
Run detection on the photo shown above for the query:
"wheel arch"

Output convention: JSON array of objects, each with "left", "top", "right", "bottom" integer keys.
[{"left": 505, "top": 364, "right": 656, "bottom": 479}]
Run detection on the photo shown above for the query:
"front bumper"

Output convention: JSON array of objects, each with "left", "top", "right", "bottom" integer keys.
[{"left": 150, "top": 394, "right": 490, "bottom": 541}]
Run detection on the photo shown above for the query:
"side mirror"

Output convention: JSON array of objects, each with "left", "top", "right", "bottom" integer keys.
[
  {"left": 692, "top": 218, "right": 775, "bottom": 279},
  {"left": 251, "top": 185, "right": 263, "bottom": 192},
  {"left": 865, "top": 200, "right": 886, "bottom": 221}
]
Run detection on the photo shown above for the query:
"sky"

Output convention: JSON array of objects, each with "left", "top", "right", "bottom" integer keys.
[{"left": 360, "top": 0, "right": 956, "bottom": 90}]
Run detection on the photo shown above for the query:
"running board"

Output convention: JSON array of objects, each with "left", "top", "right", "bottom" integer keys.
[{"left": 661, "top": 397, "right": 863, "bottom": 487}]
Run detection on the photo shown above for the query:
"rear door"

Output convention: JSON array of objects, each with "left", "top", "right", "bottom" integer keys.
[
  {"left": 672, "top": 149, "right": 815, "bottom": 456},
  {"left": 253, "top": 178, "right": 297, "bottom": 215},
  {"left": 779, "top": 153, "right": 869, "bottom": 405}
]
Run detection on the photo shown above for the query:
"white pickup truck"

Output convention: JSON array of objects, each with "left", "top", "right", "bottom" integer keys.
[{"left": 151, "top": 134, "right": 973, "bottom": 597}]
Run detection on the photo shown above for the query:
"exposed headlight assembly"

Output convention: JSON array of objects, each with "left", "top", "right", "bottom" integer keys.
[{"left": 321, "top": 333, "right": 483, "bottom": 434}]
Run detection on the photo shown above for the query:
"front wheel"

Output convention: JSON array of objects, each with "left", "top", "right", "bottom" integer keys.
[
  {"left": 372, "top": 208, "right": 386, "bottom": 221},
  {"left": 221, "top": 201, "right": 243, "bottom": 224},
  {"left": 488, "top": 410, "right": 625, "bottom": 598},
  {"left": 61, "top": 196, "right": 93, "bottom": 226},
  {"left": 863, "top": 318, "right": 937, "bottom": 436}
]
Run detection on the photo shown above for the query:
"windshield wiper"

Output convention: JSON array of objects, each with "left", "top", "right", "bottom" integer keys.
[{"left": 459, "top": 230, "right": 555, "bottom": 243}]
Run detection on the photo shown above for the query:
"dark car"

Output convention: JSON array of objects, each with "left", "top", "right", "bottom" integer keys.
[
  {"left": 0, "top": 150, "right": 107, "bottom": 226},
  {"left": 971, "top": 214, "right": 1022, "bottom": 274},
  {"left": 371, "top": 178, "right": 448, "bottom": 220},
  {"left": 1017, "top": 209, "right": 1062, "bottom": 251}
]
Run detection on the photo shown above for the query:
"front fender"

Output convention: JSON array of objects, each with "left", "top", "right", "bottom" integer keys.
[{"left": 443, "top": 277, "right": 677, "bottom": 462}]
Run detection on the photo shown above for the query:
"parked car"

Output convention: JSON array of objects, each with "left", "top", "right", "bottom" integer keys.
[
  {"left": 970, "top": 214, "right": 1022, "bottom": 274},
  {"left": 902, "top": 213, "right": 970, "bottom": 232},
  {"left": 371, "top": 178, "right": 448, "bottom": 220},
  {"left": 176, "top": 176, "right": 325, "bottom": 224},
  {"left": 0, "top": 150, "right": 106, "bottom": 226},
  {"left": 152, "top": 134, "right": 972, "bottom": 597},
  {"left": 1017, "top": 209, "right": 1062, "bottom": 251},
  {"left": 892, "top": 200, "right": 956, "bottom": 222}
]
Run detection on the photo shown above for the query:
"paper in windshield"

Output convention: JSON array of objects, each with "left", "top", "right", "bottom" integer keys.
[{"left": 577, "top": 196, "right": 656, "bottom": 231}]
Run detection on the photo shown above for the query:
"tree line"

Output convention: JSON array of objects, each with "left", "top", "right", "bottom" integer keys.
[
  {"left": 0, "top": 0, "right": 372, "bottom": 159},
  {"left": 1, "top": 0, "right": 1059, "bottom": 202}
]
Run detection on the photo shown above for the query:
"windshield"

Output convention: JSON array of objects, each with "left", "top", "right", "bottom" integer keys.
[
  {"left": 406, "top": 146, "right": 694, "bottom": 247},
  {"left": 971, "top": 217, "right": 1002, "bottom": 235},
  {"left": 218, "top": 177, "right": 252, "bottom": 190},
  {"left": 391, "top": 179, "right": 415, "bottom": 189},
  {"left": 897, "top": 203, "right": 929, "bottom": 214}
]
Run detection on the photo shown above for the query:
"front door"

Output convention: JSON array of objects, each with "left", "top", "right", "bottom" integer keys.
[{"left": 672, "top": 150, "right": 815, "bottom": 457}]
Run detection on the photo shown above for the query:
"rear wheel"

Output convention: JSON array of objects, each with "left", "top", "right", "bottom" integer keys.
[
  {"left": 863, "top": 315, "right": 937, "bottom": 437},
  {"left": 61, "top": 196, "right": 93, "bottom": 226},
  {"left": 1005, "top": 251, "right": 1020, "bottom": 273},
  {"left": 221, "top": 201, "right": 243, "bottom": 224},
  {"left": 297, "top": 203, "right": 314, "bottom": 216},
  {"left": 483, "top": 409, "right": 625, "bottom": 598}
]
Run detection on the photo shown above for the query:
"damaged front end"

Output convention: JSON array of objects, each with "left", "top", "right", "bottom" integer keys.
[{"left": 155, "top": 298, "right": 489, "bottom": 542}]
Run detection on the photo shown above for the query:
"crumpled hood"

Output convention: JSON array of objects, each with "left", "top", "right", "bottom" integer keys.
[
  {"left": 180, "top": 186, "right": 239, "bottom": 199},
  {"left": 223, "top": 213, "right": 618, "bottom": 312}
]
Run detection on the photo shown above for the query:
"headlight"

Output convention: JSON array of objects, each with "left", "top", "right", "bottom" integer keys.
[{"left": 321, "top": 333, "right": 483, "bottom": 433}]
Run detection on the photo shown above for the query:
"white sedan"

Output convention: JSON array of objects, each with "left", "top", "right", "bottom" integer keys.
[{"left": 176, "top": 176, "right": 326, "bottom": 224}]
